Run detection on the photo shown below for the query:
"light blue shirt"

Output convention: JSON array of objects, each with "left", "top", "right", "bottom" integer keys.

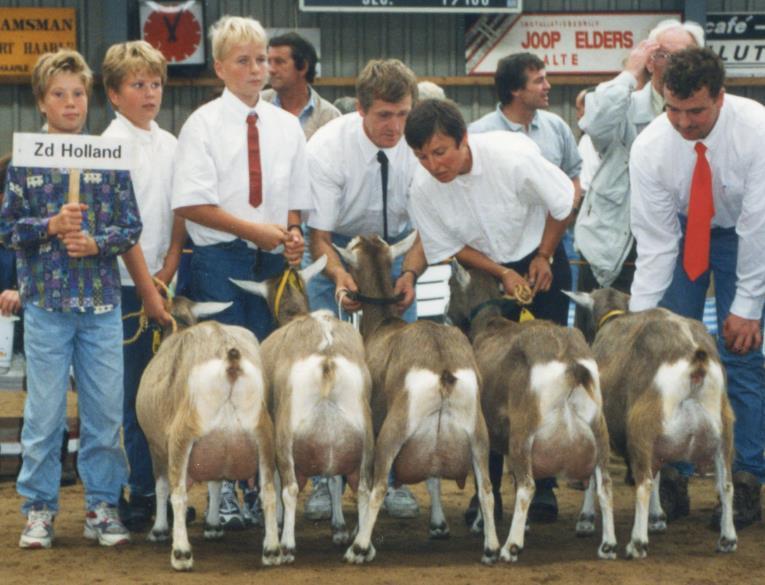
[
  {"left": 272, "top": 91, "right": 316, "bottom": 129},
  {"left": 469, "top": 105, "right": 582, "bottom": 179}
]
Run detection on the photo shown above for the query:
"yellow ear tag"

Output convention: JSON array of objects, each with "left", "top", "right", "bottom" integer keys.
[
  {"left": 519, "top": 308, "right": 535, "bottom": 322},
  {"left": 152, "top": 329, "right": 162, "bottom": 353}
]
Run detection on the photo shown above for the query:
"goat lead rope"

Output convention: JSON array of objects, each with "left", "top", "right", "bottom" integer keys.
[
  {"left": 122, "top": 277, "right": 178, "bottom": 349},
  {"left": 502, "top": 283, "right": 536, "bottom": 321},
  {"left": 598, "top": 309, "right": 626, "bottom": 330},
  {"left": 273, "top": 267, "right": 304, "bottom": 319}
]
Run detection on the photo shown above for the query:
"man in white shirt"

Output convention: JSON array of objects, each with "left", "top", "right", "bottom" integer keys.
[
  {"left": 303, "top": 59, "right": 427, "bottom": 520},
  {"left": 630, "top": 48, "right": 765, "bottom": 529}
]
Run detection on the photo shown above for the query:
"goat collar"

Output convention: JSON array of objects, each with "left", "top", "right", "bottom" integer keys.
[
  {"left": 346, "top": 289, "right": 405, "bottom": 306},
  {"left": 598, "top": 309, "right": 626, "bottom": 330},
  {"left": 274, "top": 267, "right": 304, "bottom": 319},
  {"left": 468, "top": 297, "right": 535, "bottom": 324}
]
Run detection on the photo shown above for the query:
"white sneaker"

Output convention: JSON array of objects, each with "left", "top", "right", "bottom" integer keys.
[
  {"left": 219, "top": 481, "right": 246, "bottom": 531},
  {"left": 383, "top": 486, "right": 420, "bottom": 518},
  {"left": 304, "top": 478, "right": 332, "bottom": 521},
  {"left": 84, "top": 503, "right": 130, "bottom": 546},
  {"left": 19, "top": 508, "right": 55, "bottom": 549}
]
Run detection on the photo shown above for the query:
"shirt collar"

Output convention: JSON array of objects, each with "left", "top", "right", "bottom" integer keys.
[
  {"left": 697, "top": 94, "right": 727, "bottom": 151},
  {"left": 114, "top": 112, "right": 156, "bottom": 143},
  {"left": 495, "top": 104, "right": 540, "bottom": 132},
  {"left": 221, "top": 87, "right": 263, "bottom": 120},
  {"left": 355, "top": 113, "right": 396, "bottom": 164},
  {"left": 271, "top": 87, "right": 316, "bottom": 119},
  {"left": 464, "top": 135, "right": 483, "bottom": 177}
]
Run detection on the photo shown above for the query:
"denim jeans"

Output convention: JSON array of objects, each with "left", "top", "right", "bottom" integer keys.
[
  {"left": 304, "top": 231, "right": 417, "bottom": 324},
  {"left": 18, "top": 303, "right": 128, "bottom": 514},
  {"left": 190, "top": 239, "right": 285, "bottom": 342},
  {"left": 121, "top": 286, "right": 156, "bottom": 497},
  {"left": 660, "top": 219, "right": 765, "bottom": 483}
]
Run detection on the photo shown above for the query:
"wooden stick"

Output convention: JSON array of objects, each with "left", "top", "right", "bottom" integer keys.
[{"left": 67, "top": 169, "right": 80, "bottom": 204}]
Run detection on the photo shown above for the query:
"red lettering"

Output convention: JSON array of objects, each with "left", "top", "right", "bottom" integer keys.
[
  {"left": 574, "top": 30, "right": 633, "bottom": 49},
  {"left": 624, "top": 30, "right": 633, "bottom": 48},
  {"left": 520, "top": 30, "right": 561, "bottom": 49}
]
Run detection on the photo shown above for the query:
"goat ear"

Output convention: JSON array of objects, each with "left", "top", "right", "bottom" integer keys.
[
  {"left": 332, "top": 242, "right": 358, "bottom": 269},
  {"left": 190, "top": 301, "right": 233, "bottom": 318},
  {"left": 562, "top": 290, "right": 594, "bottom": 311},
  {"left": 450, "top": 258, "right": 471, "bottom": 290},
  {"left": 229, "top": 278, "right": 269, "bottom": 298},
  {"left": 389, "top": 230, "right": 418, "bottom": 260},
  {"left": 299, "top": 255, "right": 327, "bottom": 285}
]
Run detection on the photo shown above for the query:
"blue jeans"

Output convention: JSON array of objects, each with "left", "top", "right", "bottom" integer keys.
[
  {"left": 190, "top": 239, "right": 285, "bottom": 341},
  {"left": 304, "top": 231, "right": 417, "bottom": 323},
  {"left": 121, "top": 286, "right": 156, "bottom": 497},
  {"left": 18, "top": 304, "right": 128, "bottom": 514},
  {"left": 660, "top": 219, "right": 765, "bottom": 483}
]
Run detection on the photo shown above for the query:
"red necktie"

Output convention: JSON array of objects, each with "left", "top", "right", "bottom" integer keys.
[
  {"left": 247, "top": 113, "right": 262, "bottom": 208},
  {"left": 683, "top": 142, "right": 714, "bottom": 281}
]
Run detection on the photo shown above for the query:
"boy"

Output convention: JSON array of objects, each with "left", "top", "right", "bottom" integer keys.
[
  {"left": 0, "top": 49, "right": 141, "bottom": 548},
  {"left": 101, "top": 40, "right": 185, "bottom": 531},
  {"left": 172, "top": 15, "right": 312, "bottom": 528}
]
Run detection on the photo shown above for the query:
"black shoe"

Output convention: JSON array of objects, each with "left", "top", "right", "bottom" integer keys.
[
  {"left": 528, "top": 487, "right": 558, "bottom": 523},
  {"left": 711, "top": 471, "right": 762, "bottom": 530},
  {"left": 167, "top": 501, "right": 197, "bottom": 525},
  {"left": 659, "top": 466, "right": 690, "bottom": 522},
  {"left": 120, "top": 494, "right": 155, "bottom": 532},
  {"left": 463, "top": 492, "right": 503, "bottom": 526}
]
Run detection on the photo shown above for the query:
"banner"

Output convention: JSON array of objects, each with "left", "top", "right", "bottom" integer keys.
[
  {"left": 706, "top": 13, "right": 765, "bottom": 77},
  {"left": 13, "top": 133, "right": 134, "bottom": 171},
  {"left": 0, "top": 8, "right": 77, "bottom": 77}
]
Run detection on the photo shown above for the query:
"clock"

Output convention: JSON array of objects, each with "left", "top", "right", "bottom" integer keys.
[{"left": 140, "top": 1, "right": 205, "bottom": 66}]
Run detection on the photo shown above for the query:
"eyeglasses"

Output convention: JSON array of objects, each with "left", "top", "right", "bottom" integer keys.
[{"left": 652, "top": 50, "right": 671, "bottom": 63}]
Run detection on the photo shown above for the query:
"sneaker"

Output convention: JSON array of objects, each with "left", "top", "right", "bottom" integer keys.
[
  {"left": 383, "top": 486, "right": 419, "bottom": 518},
  {"left": 19, "top": 508, "right": 55, "bottom": 549},
  {"left": 119, "top": 493, "right": 155, "bottom": 533},
  {"left": 84, "top": 503, "right": 130, "bottom": 546},
  {"left": 659, "top": 465, "right": 690, "bottom": 522},
  {"left": 243, "top": 487, "right": 264, "bottom": 528},
  {"left": 711, "top": 471, "right": 762, "bottom": 530},
  {"left": 304, "top": 478, "right": 332, "bottom": 521},
  {"left": 528, "top": 487, "right": 558, "bottom": 523},
  {"left": 219, "top": 481, "right": 246, "bottom": 531}
]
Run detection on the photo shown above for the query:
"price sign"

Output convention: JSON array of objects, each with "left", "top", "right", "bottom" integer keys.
[{"left": 300, "top": 1, "right": 521, "bottom": 14}]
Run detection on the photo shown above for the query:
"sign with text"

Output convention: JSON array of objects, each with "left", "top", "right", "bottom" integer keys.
[
  {"left": 467, "top": 12, "right": 679, "bottom": 75},
  {"left": 706, "top": 13, "right": 765, "bottom": 77},
  {"left": 0, "top": 8, "right": 77, "bottom": 77},
  {"left": 300, "top": 0, "right": 521, "bottom": 13},
  {"left": 13, "top": 134, "right": 134, "bottom": 171}
]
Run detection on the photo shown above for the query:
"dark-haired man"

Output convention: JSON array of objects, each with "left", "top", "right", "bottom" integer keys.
[
  {"left": 262, "top": 32, "right": 340, "bottom": 139},
  {"left": 630, "top": 47, "right": 765, "bottom": 528}
]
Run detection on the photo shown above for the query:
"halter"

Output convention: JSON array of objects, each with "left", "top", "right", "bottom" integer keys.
[
  {"left": 273, "top": 267, "right": 304, "bottom": 319},
  {"left": 123, "top": 277, "right": 178, "bottom": 352}
]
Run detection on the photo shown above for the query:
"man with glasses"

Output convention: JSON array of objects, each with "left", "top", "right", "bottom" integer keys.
[{"left": 574, "top": 19, "right": 704, "bottom": 520}]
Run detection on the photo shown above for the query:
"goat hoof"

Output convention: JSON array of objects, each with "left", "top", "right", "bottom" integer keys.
[
  {"left": 429, "top": 521, "right": 450, "bottom": 540},
  {"left": 469, "top": 516, "right": 484, "bottom": 536},
  {"left": 625, "top": 540, "right": 648, "bottom": 559},
  {"left": 203, "top": 522, "right": 224, "bottom": 540},
  {"left": 332, "top": 526, "right": 350, "bottom": 546},
  {"left": 147, "top": 528, "right": 169, "bottom": 543},
  {"left": 481, "top": 547, "right": 499, "bottom": 565},
  {"left": 598, "top": 541, "right": 618, "bottom": 560},
  {"left": 648, "top": 513, "right": 667, "bottom": 534},
  {"left": 171, "top": 548, "right": 193, "bottom": 571},
  {"left": 262, "top": 545, "right": 283, "bottom": 567},
  {"left": 343, "top": 542, "right": 376, "bottom": 564},
  {"left": 717, "top": 536, "right": 737, "bottom": 553},
  {"left": 500, "top": 544, "right": 522, "bottom": 563},
  {"left": 575, "top": 513, "right": 596, "bottom": 537},
  {"left": 280, "top": 546, "right": 296, "bottom": 564}
]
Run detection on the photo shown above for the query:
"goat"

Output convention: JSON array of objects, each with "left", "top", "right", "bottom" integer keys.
[
  {"left": 448, "top": 261, "right": 617, "bottom": 562},
  {"left": 566, "top": 287, "right": 737, "bottom": 558},
  {"left": 231, "top": 256, "right": 374, "bottom": 562},
  {"left": 136, "top": 297, "right": 282, "bottom": 571},
  {"left": 334, "top": 234, "right": 500, "bottom": 565}
]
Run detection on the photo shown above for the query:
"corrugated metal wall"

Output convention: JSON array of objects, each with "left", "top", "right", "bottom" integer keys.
[{"left": 1, "top": 0, "right": 764, "bottom": 147}]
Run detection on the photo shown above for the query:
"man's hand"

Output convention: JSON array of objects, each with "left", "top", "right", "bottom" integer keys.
[
  {"left": 723, "top": 314, "right": 763, "bottom": 355},
  {"left": 528, "top": 255, "right": 553, "bottom": 294},
  {"left": 335, "top": 270, "right": 361, "bottom": 313},
  {"left": 500, "top": 268, "right": 531, "bottom": 297},
  {"left": 625, "top": 39, "right": 660, "bottom": 81},
  {"left": 0, "top": 290, "right": 20, "bottom": 316},
  {"left": 153, "top": 265, "right": 175, "bottom": 287},
  {"left": 142, "top": 286, "right": 173, "bottom": 327},
  {"left": 60, "top": 231, "right": 98, "bottom": 258},
  {"left": 248, "top": 224, "right": 290, "bottom": 251},
  {"left": 49, "top": 202, "right": 87, "bottom": 236},
  {"left": 393, "top": 271, "right": 416, "bottom": 314},
  {"left": 284, "top": 227, "right": 305, "bottom": 266}
]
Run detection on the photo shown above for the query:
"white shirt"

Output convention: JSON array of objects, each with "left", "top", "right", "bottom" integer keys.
[
  {"left": 408, "top": 132, "right": 574, "bottom": 265},
  {"left": 172, "top": 88, "right": 312, "bottom": 248},
  {"left": 629, "top": 94, "right": 765, "bottom": 319},
  {"left": 305, "top": 113, "right": 418, "bottom": 238},
  {"left": 577, "top": 133, "right": 601, "bottom": 195},
  {"left": 102, "top": 113, "right": 176, "bottom": 285}
]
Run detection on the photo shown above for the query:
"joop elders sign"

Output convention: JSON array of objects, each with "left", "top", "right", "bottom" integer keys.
[{"left": 0, "top": 8, "right": 77, "bottom": 77}]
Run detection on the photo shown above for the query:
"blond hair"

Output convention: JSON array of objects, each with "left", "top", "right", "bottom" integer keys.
[
  {"left": 102, "top": 40, "right": 167, "bottom": 95},
  {"left": 356, "top": 59, "right": 418, "bottom": 112},
  {"left": 209, "top": 15, "right": 267, "bottom": 62},
  {"left": 31, "top": 49, "right": 93, "bottom": 102}
]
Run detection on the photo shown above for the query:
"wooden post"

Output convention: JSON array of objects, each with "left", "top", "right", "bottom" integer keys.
[{"left": 67, "top": 169, "right": 80, "bottom": 204}]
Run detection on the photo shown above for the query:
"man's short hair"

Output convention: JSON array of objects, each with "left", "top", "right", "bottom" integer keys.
[
  {"left": 102, "top": 40, "right": 167, "bottom": 96},
  {"left": 209, "top": 15, "right": 267, "bottom": 62},
  {"left": 31, "top": 49, "right": 93, "bottom": 102},
  {"left": 649, "top": 18, "right": 705, "bottom": 48},
  {"left": 495, "top": 52, "right": 545, "bottom": 106},
  {"left": 404, "top": 98, "right": 466, "bottom": 151},
  {"left": 269, "top": 32, "right": 318, "bottom": 83},
  {"left": 333, "top": 96, "right": 357, "bottom": 114},
  {"left": 356, "top": 59, "right": 418, "bottom": 112},
  {"left": 663, "top": 48, "right": 725, "bottom": 100}
]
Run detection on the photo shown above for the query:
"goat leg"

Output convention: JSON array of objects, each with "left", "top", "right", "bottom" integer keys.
[
  {"left": 715, "top": 412, "right": 737, "bottom": 553},
  {"left": 168, "top": 441, "right": 194, "bottom": 571},
  {"left": 148, "top": 475, "right": 170, "bottom": 542},
  {"left": 426, "top": 477, "right": 449, "bottom": 540},
  {"left": 203, "top": 481, "right": 224, "bottom": 540},
  {"left": 470, "top": 417, "right": 499, "bottom": 564},
  {"left": 255, "top": 419, "right": 283, "bottom": 567}
]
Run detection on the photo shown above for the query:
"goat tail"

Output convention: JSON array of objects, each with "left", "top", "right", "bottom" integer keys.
[
  {"left": 225, "top": 347, "right": 242, "bottom": 384},
  {"left": 566, "top": 362, "right": 594, "bottom": 397},
  {"left": 689, "top": 348, "right": 709, "bottom": 386},
  {"left": 319, "top": 357, "right": 336, "bottom": 399},
  {"left": 439, "top": 370, "right": 458, "bottom": 397}
]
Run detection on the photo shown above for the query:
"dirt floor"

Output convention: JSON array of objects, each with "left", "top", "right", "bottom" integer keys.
[{"left": 1, "top": 393, "right": 763, "bottom": 585}]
